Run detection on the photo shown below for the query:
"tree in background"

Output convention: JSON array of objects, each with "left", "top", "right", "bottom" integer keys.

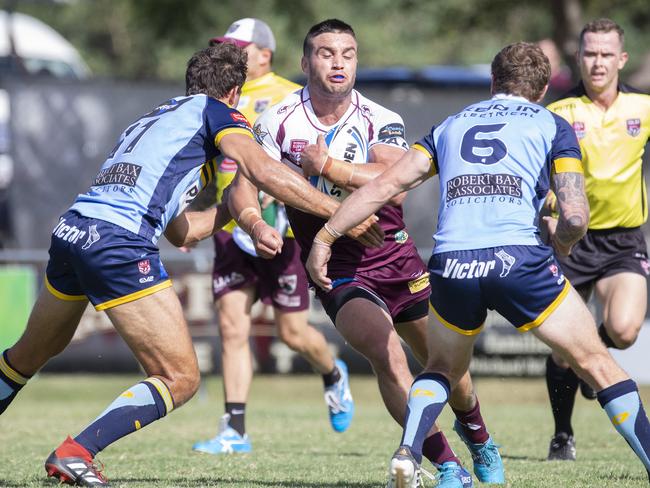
[{"left": 8, "top": 0, "right": 650, "bottom": 89}]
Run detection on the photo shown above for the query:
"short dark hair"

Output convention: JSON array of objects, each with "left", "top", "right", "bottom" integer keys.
[
  {"left": 491, "top": 42, "right": 550, "bottom": 101},
  {"left": 579, "top": 18, "right": 625, "bottom": 48},
  {"left": 185, "top": 44, "right": 247, "bottom": 100},
  {"left": 303, "top": 19, "right": 355, "bottom": 56}
]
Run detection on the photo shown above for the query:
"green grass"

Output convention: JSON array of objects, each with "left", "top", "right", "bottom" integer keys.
[{"left": 0, "top": 375, "right": 648, "bottom": 487}]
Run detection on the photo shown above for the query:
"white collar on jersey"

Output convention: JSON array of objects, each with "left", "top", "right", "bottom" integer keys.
[{"left": 492, "top": 93, "right": 531, "bottom": 102}]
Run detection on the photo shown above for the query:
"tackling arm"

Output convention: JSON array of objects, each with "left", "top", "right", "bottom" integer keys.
[
  {"left": 219, "top": 132, "right": 384, "bottom": 247},
  {"left": 300, "top": 135, "right": 407, "bottom": 205},
  {"left": 305, "top": 147, "right": 432, "bottom": 290},
  {"left": 164, "top": 202, "right": 232, "bottom": 247},
  {"left": 323, "top": 147, "right": 433, "bottom": 240}
]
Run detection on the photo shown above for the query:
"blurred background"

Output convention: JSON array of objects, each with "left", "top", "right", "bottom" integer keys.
[{"left": 0, "top": 0, "right": 649, "bottom": 381}]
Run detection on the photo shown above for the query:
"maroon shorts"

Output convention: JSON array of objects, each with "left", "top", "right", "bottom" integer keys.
[
  {"left": 212, "top": 231, "right": 309, "bottom": 312},
  {"left": 316, "top": 243, "right": 431, "bottom": 323}
]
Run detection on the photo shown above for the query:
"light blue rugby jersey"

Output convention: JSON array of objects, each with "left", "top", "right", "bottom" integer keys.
[
  {"left": 414, "top": 94, "right": 582, "bottom": 254},
  {"left": 70, "top": 95, "right": 253, "bottom": 244}
]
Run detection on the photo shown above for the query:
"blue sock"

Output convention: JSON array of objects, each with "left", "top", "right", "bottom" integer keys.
[
  {"left": 0, "top": 349, "right": 30, "bottom": 415},
  {"left": 75, "top": 377, "right": 174, "bottom": 456},
  {"left": 598, "top": 379, "right": 650, "bottom": 477},
  {"left": 400, "top": 373, "right": 450, "bottom": 464}
]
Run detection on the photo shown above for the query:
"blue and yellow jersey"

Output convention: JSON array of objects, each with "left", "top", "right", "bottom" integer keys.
[
  {"left": 547, "top": 84, "right": 650, "bottom": 229},
  {"left": 217, "top": 72, "right": 300, "bottom": 236},
  {"left": 70, "top": 95, "right": 253, "bottom": 244},
  {"left": 414, "top": 94, "right": 582, "bottom": 254}
]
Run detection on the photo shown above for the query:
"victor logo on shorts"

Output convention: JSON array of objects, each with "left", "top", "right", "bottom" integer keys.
[
  {"left": 442, "top": 258, "right": 496, "bottom": 279},
  {"left": 52, "top": 218, "right": 87, "bottom": 244}
]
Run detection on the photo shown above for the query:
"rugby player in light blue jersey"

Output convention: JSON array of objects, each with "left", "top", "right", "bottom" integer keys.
[
  {"left": 0, "top": 43, "right": 382, "bottom": 487},
  {"left": 305, "top": 42, "right": 650, "bottom": 488}
]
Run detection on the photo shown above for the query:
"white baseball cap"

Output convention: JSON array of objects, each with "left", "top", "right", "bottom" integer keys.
[{"left": 210, "top": 18, "right": 276, "bottom": 52}]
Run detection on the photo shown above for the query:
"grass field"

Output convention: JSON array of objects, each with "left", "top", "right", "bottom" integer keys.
[{"left": 0, "top": 374, "right": 648, "bottom": 487}]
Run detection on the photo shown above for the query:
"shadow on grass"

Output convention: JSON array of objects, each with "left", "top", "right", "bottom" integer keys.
[
  {"left": 107, "top": 477, "right": 379, "bottom": 487},
  {"left": 501, "top": 453, "right": 546, "bottom": 462}
]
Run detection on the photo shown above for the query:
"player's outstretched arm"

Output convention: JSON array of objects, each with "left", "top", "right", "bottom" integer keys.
[
  {"left": 219, "top": 132, "right": 384, "bottom": 248},
  {"left": 543, "top": 171, "right": 589, "bottom": 256},
  {"left": 300, "top": 135, "right": 407, "bottom": 205},
  {"left": 165, "top": 202, "right": 232, "bottom": 247},
  {"left": 306, "top": 148, "right": 432, "bottom": 290}
]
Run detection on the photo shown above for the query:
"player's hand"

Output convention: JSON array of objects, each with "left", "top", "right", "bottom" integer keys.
[
  {"left": 300, "top": 135, "right": 329, "bottom": 177},
  {"left": 542, "top": 216, "right": 572, "bottom": 256},
  {"left": 306, "top": 240, "right": 333, "bottom": 291},
  {"left": 252, "top": 221, "right": 283, "bottom": 259},
  {"left": 345, "top": 214, "right": 384, "bottom": 248}
]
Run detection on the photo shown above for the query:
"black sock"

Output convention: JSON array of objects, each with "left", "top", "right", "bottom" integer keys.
[
  {"left": 225, "top": 402, "right": 246, "bottom": 436},
  {"left": 598, "top": 323, "right": 620, "bottom": 349},
  {"left": 322, "top": 365, "right": 341, "bottom": 388},
  {"left": 545, "top": 355, "right": 578, "bottom": 436}
]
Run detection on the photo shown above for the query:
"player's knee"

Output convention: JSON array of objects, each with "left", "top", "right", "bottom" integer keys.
[
  {"left": 166, "top": 366, "right": 201, "bottom": 407},
  {"left": 218, "top": 314, "right": 248, "bottom": 347},
  {"left": 609, "top": 326, "right": 639, "bottom": 349}
]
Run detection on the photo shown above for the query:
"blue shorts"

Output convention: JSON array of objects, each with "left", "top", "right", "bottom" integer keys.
[
  {"left": 45, "top": 210, "right": 172, "bottom": 311},
  {"left": 428, "top": 245, "right": 570, "bottom": 335}
]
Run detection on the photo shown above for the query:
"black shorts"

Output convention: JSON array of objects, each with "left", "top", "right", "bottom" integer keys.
[{"left": 558, "top": 227, "right": 650, "bottom": 288}]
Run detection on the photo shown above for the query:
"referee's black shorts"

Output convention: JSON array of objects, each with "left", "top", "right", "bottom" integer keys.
[{"left": 558, "top": 227, "right": 650, "bottom": 288}]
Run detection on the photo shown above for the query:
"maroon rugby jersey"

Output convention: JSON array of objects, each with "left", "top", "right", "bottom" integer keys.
[{"left": 254, "top": 87, "right": 419, "bottom": 275}]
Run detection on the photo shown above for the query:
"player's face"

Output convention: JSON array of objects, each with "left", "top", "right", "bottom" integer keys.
[
  {"left": 578, "top": 31, "right": 628, "bottom": 95},
  {"left": 303, "top": 32, "right": 357, "bottom": 98},
  {"left": 243, "top": 43, "right": 271, "bottom": 81}
]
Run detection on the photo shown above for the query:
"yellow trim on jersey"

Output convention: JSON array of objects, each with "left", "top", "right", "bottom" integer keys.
[
  {"left": 0, "top": 354, "right": 28, "bottom": 385},
  {"left": 94, "top": 280, "right": 173, "bottom": 311},
  {"left": 554, "top": 157, "right": 583, "bottom": 174},
  {"left": 44, "top": 276, "right": 87, "bottom": 301},
  {"left": 214, "top": 127, "right": 253, "bottom": 147},
  {"left": 411, "top": 144, "right": 437, "bottom": 177},
  {"left": 145, "top": 377, "right": 175, "bottom": 414},
  {"left": 429, "top": 302, "right": 484, "bottom": 336},
  {"left": 518, "top": 279, "right": 570, "bottom": 333}
]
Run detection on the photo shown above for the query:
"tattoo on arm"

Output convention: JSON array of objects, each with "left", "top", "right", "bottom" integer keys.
[{"left": 552, "top": 172, "right": 589, "bottom": 246}]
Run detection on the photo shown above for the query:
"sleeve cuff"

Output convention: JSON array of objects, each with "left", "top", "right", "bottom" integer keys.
[
  {"left": 554, "top": 157, "right": 583, "bottom": 174},
  {"left": 215, "top": 127, "right": 254, "bottom": 148}
]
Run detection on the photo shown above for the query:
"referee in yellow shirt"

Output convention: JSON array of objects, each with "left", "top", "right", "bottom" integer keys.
[{"left": 545, "top": 18, "right": 650, "bottom": 461}]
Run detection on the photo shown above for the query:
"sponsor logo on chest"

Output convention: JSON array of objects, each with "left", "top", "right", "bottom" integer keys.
[{"left": 626, "top": 118, "right": 641, "bottom": 137}]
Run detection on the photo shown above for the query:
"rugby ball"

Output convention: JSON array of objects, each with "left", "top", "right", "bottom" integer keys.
[{"left": 310, "top": 122, "right": 368, "bottom": 202}]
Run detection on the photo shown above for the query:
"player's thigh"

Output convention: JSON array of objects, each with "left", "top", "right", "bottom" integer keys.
[
  {"left": 595, "top": 272, "right": 647, "bottom": 334},
  {"left": 106, "top": 286, "right": 197, "bottom": 378},
  {"left": 425, "top": 311, "right": 477, "bottom": 386},
  {"left": 335, "top": 297, "right": 403, "bottom": 363},
  {"left": 532, "top": 287, "right": 628, "bottom": 388},
  {"left": 394, "top": 315, "right": 428, "bottom": 366},
  {"left": 10, "top": 287, "right": 88, "bottom": 373}
]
